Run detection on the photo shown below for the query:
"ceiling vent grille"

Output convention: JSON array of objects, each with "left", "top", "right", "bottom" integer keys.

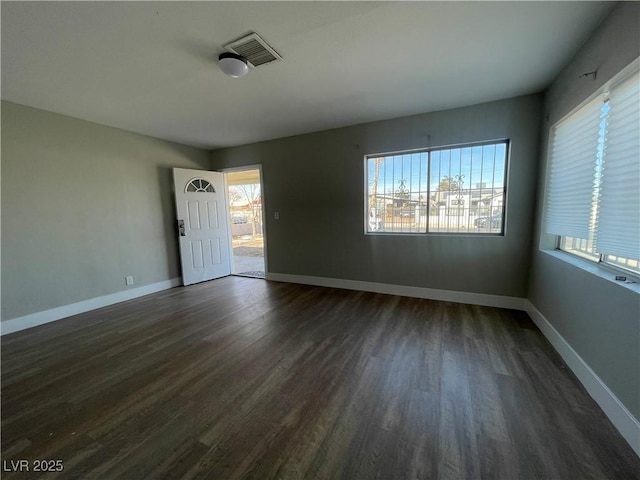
[{"left": 223, "top": 32, "right": 281, "bottom": 68}]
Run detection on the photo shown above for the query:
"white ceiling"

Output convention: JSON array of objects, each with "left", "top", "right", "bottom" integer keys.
[{"left": 1, "top": 1, "right": 615, "bottom": 150}]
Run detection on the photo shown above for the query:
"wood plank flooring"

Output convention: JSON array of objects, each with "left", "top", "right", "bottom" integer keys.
[{"left": 2, "top": 277, "right": 638, "bottom": 479}]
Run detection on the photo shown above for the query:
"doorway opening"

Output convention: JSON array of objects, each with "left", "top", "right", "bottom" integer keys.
[{"left": 225, "top": 168, "right": 266, "bottom": 278}]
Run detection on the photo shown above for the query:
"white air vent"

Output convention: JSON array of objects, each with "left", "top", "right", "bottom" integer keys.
[{"left": 223, "top": 32, "right": 281, "bottom": 68}]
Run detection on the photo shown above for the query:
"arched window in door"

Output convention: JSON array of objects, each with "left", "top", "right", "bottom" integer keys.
[{"left": 185, "top": 178, "right": 215, "bottom": 193}]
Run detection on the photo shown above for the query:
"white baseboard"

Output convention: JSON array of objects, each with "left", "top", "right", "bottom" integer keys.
[
  {"left": 266, "top": 272, "right": 528, "bottom": 310},
  {"left": 525, "top": 300, "right": 640, "bottom": 456},
  {"left": 1, "top": 277, "right": 182, "bottom": 336}
]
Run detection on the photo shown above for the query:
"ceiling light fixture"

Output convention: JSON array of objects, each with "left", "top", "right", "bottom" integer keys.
[{"left": 218, "top": 52, "right": 249, "bottom": 78}]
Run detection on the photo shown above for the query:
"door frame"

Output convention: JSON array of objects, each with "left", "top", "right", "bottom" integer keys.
[{"left": 220, "top": 164, "right": 268, "bottom": 277}]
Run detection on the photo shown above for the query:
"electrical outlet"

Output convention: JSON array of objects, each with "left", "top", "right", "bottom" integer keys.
[
  {"left": 125, "top": 276, "right": 134, "bottom": 286},
  {"left": 274, "top": 211, "right": 280, "bottom": 220}
]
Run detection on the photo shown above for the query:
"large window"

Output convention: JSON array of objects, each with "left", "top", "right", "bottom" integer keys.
[
  {"left": 545, "top": 65, "right": 639, "bottom": 275},
  {"left": 366, "top": 141, "right": 508, "bottom": 234}
]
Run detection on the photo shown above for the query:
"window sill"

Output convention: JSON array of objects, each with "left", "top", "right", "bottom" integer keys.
[{"left": 542, "top": 249, "right": 640, "bottom": 294}]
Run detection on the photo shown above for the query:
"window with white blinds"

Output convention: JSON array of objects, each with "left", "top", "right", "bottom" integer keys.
[
  {"left": 594, "top": 72, "right": 640, "bottom": 261},
  {"left": 545, "top": 65, "right": 640, "bottom": 275},
  {"left": 545, "top": 95, "right": 603, "bottom": 239}
]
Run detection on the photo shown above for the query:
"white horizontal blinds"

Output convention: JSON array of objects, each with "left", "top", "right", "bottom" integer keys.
[
  {"left": 595, "top": 71, "right": 640, "bottom": 260},
  {"left": 545, "top": 95, "right": 603, "bottom": 238}
]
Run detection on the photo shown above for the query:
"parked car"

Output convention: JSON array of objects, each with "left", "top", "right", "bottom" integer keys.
[
  {"left": 474, "top": 213, "right": 502, "bottom": 228},
  {"left": 232, "top": 216, "right": 248, "bottom": 224}
]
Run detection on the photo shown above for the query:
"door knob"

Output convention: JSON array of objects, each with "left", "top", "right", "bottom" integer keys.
[{"left": 177, "top": 219, "right": 186, "bottom": 236}]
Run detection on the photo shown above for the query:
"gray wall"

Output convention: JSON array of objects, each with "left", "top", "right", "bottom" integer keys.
[
  {"left": 1, "top": 102, "right": 210, "bottom": 321},
  {"left": 529, "top": 2, "right": 640, "bottom": 420},
  {"left": 211, "top": 94, "right": 542, "bottom": 298}
]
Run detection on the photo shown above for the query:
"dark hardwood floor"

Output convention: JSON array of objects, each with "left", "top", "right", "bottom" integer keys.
[{"left": 2, "top": 277, "right": 638, "bottom": 479}]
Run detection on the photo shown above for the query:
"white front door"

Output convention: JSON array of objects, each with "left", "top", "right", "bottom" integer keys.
[{"left": 173, "top": 168, "right": 231, "bottom": 286}]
